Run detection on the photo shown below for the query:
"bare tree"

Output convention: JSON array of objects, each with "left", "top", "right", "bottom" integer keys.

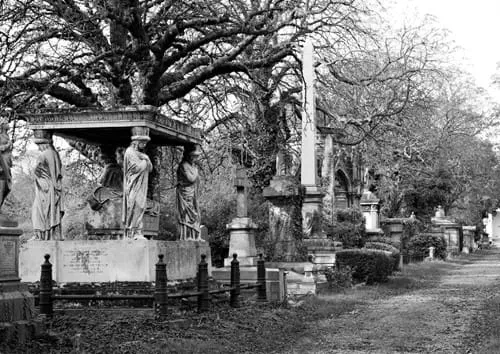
[{"left": 0, "top": 0, "right": 366, "bottom": 114}]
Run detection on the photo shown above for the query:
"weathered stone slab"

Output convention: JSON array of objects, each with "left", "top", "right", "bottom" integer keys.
[
  {"left": 19, "top": 240, "right": 211, "bottom": 283},
  {"left": 0, "top": 228, "right": 23, "bottom": 282}
]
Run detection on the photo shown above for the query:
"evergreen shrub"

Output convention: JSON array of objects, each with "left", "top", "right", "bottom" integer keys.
[
  {"left": 407, "top": 233, "right": 447, "bottom": 260},
  {"left": 336, "top": 249, "right": 394, "bottom": 284},
  {"left": 324, "top": 266, "right": 353, "bottom": 291},
  {"left": 364, "top": 241, "right": 401, "bottom": 271}
]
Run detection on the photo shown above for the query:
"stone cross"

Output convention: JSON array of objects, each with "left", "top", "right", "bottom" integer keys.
[
  {"left": 234, "top": 167, "right": 249, "bottom": 218},
  {"left": 301, "top": 38, "right": 318, "bottom": 187}
]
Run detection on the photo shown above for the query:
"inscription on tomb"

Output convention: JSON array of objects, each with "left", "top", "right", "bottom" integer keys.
[
  {"left": 62, "top": 249, "right": 109, "bottom": 274},
  {"left": 0, "top": 238, "right": 18, "bottom": 279}
]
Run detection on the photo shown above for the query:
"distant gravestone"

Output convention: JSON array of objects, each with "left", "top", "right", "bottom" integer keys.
[{"left": 224, "top": 167, "right": 258, "bottom": 267}]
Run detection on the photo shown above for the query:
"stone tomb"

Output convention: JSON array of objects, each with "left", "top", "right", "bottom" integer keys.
[
  {"left": 20, "top": 106, "right": 211, "bottom": 283},
  {"left": 431, "top": 206, "right": 462, "bottom": 255}
]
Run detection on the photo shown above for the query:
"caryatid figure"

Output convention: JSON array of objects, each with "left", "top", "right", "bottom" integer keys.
[
  {"left": 31, "top": 130, "right": 64, "bottom": 240},
  {"left": 176, "top": 144, "right": 202, "bottom": 240},
  {"left": 122, "top": 127, "right": 153, "bottom": 239},
  {"left": 0, "top": 119, "right": 13, "bottom": 212}
]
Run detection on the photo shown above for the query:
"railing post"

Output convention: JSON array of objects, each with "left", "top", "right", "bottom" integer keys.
[
  {"left": 257, "top": 253, "right": 267, "bottom": 302},
  {"left": 155, "top": 254, "right": 168, "bottom": 319},
  {"left": 197, "top": 254, "right": 209, "bottom": 312},
  {"left": 39, "top": 254, "right": 53, "bottom": 316},
  {"left": 230, "top": 253, "right": 240, "bottom": 308}
]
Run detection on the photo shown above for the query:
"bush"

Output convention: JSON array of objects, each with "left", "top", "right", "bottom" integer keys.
[
  {"left": 325, "top": 208, "right": 367, "bottom": 248},
  {"left": 324, "top": 266, "right": 353, "bottom": 291},
  {"left": 406, "top": 233, "right": 447, "bottom": 260},
  {"left": 335, "top": 249, "right": 395, "bottom": 284},
  {"left": 364, "top": 241, "right": 401, "bottom": 271}
]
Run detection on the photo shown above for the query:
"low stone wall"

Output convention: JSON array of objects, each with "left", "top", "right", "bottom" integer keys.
[{"left": 19, "top": 240, "right": 212, "bottom": 283}]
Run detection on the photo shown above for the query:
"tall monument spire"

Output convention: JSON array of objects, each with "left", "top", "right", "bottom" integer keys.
[{"left": 301, "top": 38, "right": 318, "bottom": 186}]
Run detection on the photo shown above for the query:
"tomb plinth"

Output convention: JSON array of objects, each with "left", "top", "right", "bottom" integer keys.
[
  {"left": 360, "top": 191, "right": 383, "bottom": 236},
  {"left": 225, "top": 168, "right": 258, "bottom": 267},
  {"left": 19, "top": 240, "right": 211, "bottom": 282},
  {"left": 263, "top": 175, "right": 301, "bottom": 261},
  {"left": 1, "top": 224, "right": 42, "bottom": 345}
]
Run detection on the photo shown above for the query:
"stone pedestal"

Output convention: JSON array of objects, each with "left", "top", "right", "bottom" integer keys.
[
  {"left": 1, "top": 225, "right": 43, "bottom": 346},
  {"left": 301, "top": 185, "right": 340, "bottom": 267},
  {"left": 360, "top": 191, "right": 382, "bottom": 236},
  {"left": 263, "top": 176, "right": 301, "bottom": 261},
  {"left": 224, "top": 217, "right": 258, "bottom": 266},
  {"left": 19, "top": 240, "right": 211, "bottom": 283}
]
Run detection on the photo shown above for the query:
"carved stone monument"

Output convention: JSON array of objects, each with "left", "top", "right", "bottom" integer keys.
[
  {"left": 263, "top": 174, "right": 301, "bottom": 261},
  {"left": 19, "top": 106, "right": 211, "bottom": 283},
  {"left": 431, "top": 206, "right": 461, "bottom": 256},
  {"left": 360, "top": 190, "right": 383, "bottom": 236},
  {"left": 300, "top": 39, "right": 337, "bottom": 266},
  {"left": 176, "top": 144, "right": 202, "bottom": 240},
  {"left": 225, "top": 167, "right": 258, "bottom": 266},
  {"left": 0, "top": 125, "right": 41, "bottom": 345},
  {"left": 122, "top": 127, "right": 153, "bottom": 240},
  {"left": 31, "top": 130, "right": 64, "bottom": 240}
]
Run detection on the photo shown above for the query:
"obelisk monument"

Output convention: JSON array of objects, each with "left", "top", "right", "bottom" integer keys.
[{"left": 300, "top": 39, "right": 337, "bottom": 265}]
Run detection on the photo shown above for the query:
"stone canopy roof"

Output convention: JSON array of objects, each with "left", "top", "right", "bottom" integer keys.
[{"left": 23, "top": 106, "right": 202, "bottom": 147}]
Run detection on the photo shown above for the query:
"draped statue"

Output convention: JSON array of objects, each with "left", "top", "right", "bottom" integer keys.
[
  {"left": 176, "top": 144, "right": 202, "bottom": 240},
  {"left": 0, "top": 120, "right": 12, "bottom": 211},
  {"left": 31, "top": 131, "right": 64, "bottom": 240},
  {"left": 122, "top": 128, "right": 152, "bottom": 239}
]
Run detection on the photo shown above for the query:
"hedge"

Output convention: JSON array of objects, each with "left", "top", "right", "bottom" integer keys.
[
  {"left": 335, "top": 249, "right": 395, "bottom": 284},
  {"left": 364, "top": 241, "right": 401, "bottom": 271},
  {"left": 406, "top": 233, "right": 447, "bottom": 260}
]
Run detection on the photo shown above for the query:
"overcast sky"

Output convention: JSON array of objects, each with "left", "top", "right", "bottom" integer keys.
[{"left": 391, "top": 0, "right": 500, "bottom": 100}]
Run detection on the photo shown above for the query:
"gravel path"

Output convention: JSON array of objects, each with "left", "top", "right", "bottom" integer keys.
[{"left": 278, "top": 248, "right": 500, "bottom": 354}]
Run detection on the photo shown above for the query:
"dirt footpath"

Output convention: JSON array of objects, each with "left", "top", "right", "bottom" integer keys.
[{"left": 277, "top": 249, "right": 500, "bottom": 354}]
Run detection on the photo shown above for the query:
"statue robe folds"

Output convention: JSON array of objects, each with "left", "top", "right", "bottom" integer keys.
[
  {"left": 32, "top": 145, "right": 63, "bottom": 240},
  {"left": 176, "top": 160, "right": 200, "bottom": 240},
  {"left": 122, "top": 146, "right": 152, "bottom": 237}
]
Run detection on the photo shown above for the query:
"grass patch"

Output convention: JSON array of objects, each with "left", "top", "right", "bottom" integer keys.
[{"left": 463, "top": 295, "right": 500, "bottom": 353}]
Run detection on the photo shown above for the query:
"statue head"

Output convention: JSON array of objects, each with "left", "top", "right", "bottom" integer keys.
[
  {"left": 183, "top": 144, "right": 202, "bottom": 162},
  {"left": 130, "top": 127, "right": 150, "bottom": 152},
  {"left": 33, "top": 130, "right": 53, "bottom": 146},
  {"left": 115, "top": 147, "right": 125, "bottom": 165},
  {"left": 0, "top": 117, "right": 9, "bottom": 134}
]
